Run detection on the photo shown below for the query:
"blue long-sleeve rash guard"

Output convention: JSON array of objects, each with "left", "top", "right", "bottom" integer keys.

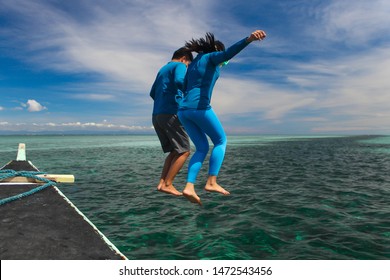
[
  {"left": 150, "top": 61, "right": 187, "bottom": 115},
  {"left": 179, "top": 38, "right": 250, "bottom": 111}
]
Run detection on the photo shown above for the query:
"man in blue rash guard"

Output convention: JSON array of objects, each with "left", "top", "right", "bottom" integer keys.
[
  {"left": 150, "top": 47, "right": 193, "bottom": 196},
  {"left": 178, "top": 30, "right": 267, "bottom": 205}
]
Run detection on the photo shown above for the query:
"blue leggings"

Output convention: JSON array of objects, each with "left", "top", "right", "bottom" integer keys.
[{"left": 178, "top": 108, "right": 227, "bottom": 184}]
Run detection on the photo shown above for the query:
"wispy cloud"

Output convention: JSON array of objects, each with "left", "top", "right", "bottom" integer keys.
[
  {"left": 0, "top": 0, "right": 209, "bottom": 89},
  {"left": 316, "top": 0, "right": 390, "bottom": 46},
  {"left": 69, "top": 94, "right": 117, "bottom": 101},
  {"left": 212, "top": 77, "right": 316, "bottom": 120},
  {"left": 236, "top": 0, "right": 390, "bottom": 133},
  {"left": 1, "top": 0, "right": 389, "bottom": 134},
  {"left": 0, "top": 120, "right": 153, "bottom": 132}
]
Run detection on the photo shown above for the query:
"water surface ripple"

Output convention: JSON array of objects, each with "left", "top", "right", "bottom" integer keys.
[{"left": 1, "top": 135, "right": 389, "bottom": 259}]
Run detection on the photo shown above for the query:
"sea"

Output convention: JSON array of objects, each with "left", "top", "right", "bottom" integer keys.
[{"left": 0, "top": 134, "right": 389, "bottom": 260}]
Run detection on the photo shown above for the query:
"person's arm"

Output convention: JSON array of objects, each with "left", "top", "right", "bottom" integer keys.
[
  {"left": 174, "top": 63, "right": 187, "bottom": 91},
  {"left": 210, "top": 30, "right": 266, "bottom": 65}
]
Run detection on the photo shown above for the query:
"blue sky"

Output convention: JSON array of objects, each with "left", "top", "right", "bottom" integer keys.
[{"left": 1, "top": 0, "right": 389, "bottom": 134}]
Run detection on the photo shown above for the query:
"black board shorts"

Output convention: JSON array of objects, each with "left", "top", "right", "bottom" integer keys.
[{"left": 152, "top": 114, "right": 190, "bottom": 154}]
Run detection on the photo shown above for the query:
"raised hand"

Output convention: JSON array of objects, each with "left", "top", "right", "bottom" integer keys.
[{"left": 247, "top": 30, "right": 267, "bottom": 43}]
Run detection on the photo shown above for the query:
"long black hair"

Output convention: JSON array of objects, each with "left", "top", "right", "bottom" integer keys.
[{"left": 185, "top": 32, "right": 225, "bottom": 54}]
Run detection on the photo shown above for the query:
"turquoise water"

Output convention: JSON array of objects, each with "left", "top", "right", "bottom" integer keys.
[{"left": 0, "top": 135, "right": 389, "bottom": 259}]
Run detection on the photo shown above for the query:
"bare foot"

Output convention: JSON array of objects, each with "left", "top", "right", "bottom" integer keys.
[
  {"left": 158, "top": 184, "right": 183, "bottom": 196},
  {"left": 204, "top": 183, "right": 230, "bottom": 195},
  {"left": 156, "top": 179, "right": 164, "bottom": 191},
  {"left": 182, "top": 184, "right": 202, "bottom": 205}
]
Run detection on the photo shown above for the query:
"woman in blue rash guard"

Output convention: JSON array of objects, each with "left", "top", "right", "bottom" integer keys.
[{"left": 178, "top": 30, "right": 267, "bottom": 205}]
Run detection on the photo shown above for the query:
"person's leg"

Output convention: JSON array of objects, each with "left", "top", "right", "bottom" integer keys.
[
  {"left": 159, "top": 150, "right": 190, "bottom": 196},
  {"left": 198, "top": 109, "right": 230, "bottom": 195},
  {"left": 153, "top": 115, "right": 174, "bottom": 191},
  {"left": 178, "top": 110, "right": 210, "bottom": 184},
  {"left": 157, "top": 151, "right": 175, "bottom": 190},
  {"left": 156, "top": 114, "right": 190, "bottom": 196},
  {"left": 157, "top": 151, "right": 184, "bottom": 196},
  {"left": 164, "top": 114, "right": 191, "bottom": 188},
  {"left": 164, "top": 151, "right": 190, "bottom": 186},
  {"left": 178, "top": 110, "right": 209, "bottom": 205}
]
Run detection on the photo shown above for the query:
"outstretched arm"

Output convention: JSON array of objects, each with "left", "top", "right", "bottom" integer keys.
[{"left": 210, "top": 29, "right": 267, "bottom": 65}]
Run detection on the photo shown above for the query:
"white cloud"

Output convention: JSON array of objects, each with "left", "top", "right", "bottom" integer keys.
[
  {"left": 0, "top": 120, "right": 152, "bottom": 132},
  {"left": 300, "top": 47, "right": 390, "bottom": 113},
  {"left": 1, "top": 0, "right": 390, "bottom": 134},
  {"left": 212, "top": 76, "right": 316, "bottom": 120},
  {"left": 60, "top": 121, "right": 147, "bottom": 130},
  {"left": 211, "top": 40, "right": 390, "bottom": 133},
  {"left": 0, "top": 0, "right": 210, "bottom": 91},
  {"left": 318, "top": 0, "right": 390, "bottom": 45},
  {"left": 26, "top": 99, "right": 47, "bottom": 112}
]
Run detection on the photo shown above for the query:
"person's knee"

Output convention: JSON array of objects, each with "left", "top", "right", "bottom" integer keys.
[
  {"left": 195, "top": 140, "right": 209, "bottom": 154},
  {"left": 221, "top": 136, "right": 227, "bottom": 147},
  {"left": 213, "top": 136, "right": 227, "bottom": 148},
  {"left": 197, "top": 146, "right": 209, "bottom": 156}
]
